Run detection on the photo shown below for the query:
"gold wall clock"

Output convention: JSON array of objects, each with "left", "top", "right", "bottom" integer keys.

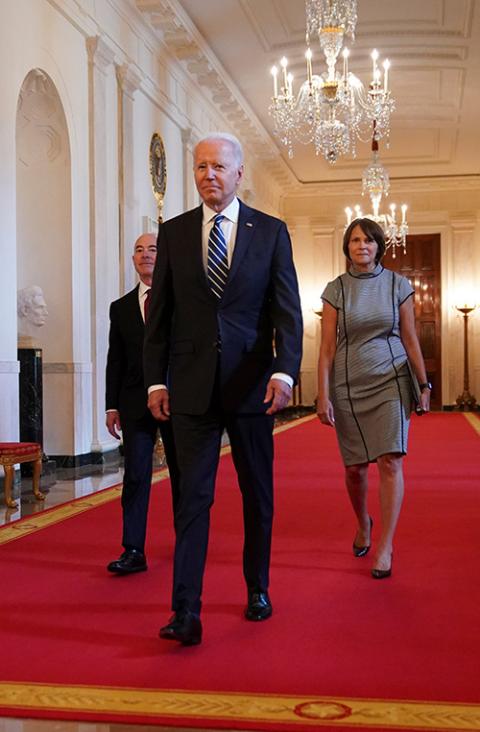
[{"left": 149, "top": 132, "right": 167, "bottom": 222}]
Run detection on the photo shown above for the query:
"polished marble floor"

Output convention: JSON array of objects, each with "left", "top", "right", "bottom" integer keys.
[
  {"left": 0, "top": 461, "right": 231, "bottom": 732},
  {"left": 0, "top": 462, "right": 124, "bottom": 528}
]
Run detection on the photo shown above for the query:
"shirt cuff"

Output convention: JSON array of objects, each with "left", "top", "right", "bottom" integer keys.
[
  {"left": 105, "top": 409, "right": 118, "bottom": 414},
  {"left": 271, "top": 372, "right": 294, "bottom": 389},
  {"left": 147, "top": 384, "right": 168, "bottom": 395}
]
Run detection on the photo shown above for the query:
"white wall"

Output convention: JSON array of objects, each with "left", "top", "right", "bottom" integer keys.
[
  {"left": 0, "top": 0, "right": 287, "bottom": 463},
  {"left": 133, "top": 94, "right": 184, "bottom": 227},
  {"left": 1, "top": 0, "right": 92, "bottom": 448}
]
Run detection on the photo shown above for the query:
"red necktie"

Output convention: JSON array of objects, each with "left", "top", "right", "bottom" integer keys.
[{"left": 144, "top": 288, "right": 151, "bottom": 322}]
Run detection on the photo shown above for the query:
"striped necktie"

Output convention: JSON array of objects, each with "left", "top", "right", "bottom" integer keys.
[{"left": 207, "top": 215, "right": 228, "bottom": 299}]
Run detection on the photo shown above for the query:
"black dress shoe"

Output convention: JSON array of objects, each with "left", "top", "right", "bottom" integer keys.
[
  {"left": 245, "top": 590, "right": 272, "bottom": 621},
  {"left": 107, "top": 549, "right": 147, "bottom": 575},
  {"left": 353, "top": 516, "right": 373, "bottom": 557},
  {"left": 371, "top": 553, "right": 393, "bottom": 579},
  {"left": 159, "top": 611, "right": 202, "bottom": 646}
]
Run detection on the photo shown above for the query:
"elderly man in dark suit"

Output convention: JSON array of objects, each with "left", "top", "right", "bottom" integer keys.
[
  {"left": 144, "top": 133, "right": 303, "bottom": 645},
  {"left": 105, "top": 233, "right": 178, "bottom": 575}
]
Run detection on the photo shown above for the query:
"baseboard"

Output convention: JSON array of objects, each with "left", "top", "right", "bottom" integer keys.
[{"left": 48, "top": 452, "right": 105, "bottom": 469}]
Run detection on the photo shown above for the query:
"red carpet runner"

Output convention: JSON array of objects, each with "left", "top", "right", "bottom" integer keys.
[{"left": 0, "top": 413, "right": 479, "bottom": 731}]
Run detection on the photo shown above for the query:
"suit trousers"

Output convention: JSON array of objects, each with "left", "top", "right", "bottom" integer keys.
[
  {"left": 121, "top": 413, "right": 179, "bottom": 553},
  {"left": 170, "top": 398, "right": 274, "bottom": 615}
]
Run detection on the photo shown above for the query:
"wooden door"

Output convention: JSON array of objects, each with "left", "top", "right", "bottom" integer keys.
[{"left": 383, "top": 234, "right": 442, "bottom": 409}]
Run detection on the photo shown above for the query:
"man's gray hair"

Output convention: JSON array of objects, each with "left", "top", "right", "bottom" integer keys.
[{"left": 195, "top": 132, "right": 244, "bottom": 165}]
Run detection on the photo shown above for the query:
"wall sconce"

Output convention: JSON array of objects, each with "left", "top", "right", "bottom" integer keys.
[{"left": 455, "top": 304, "right": 477, "bottom": 411}]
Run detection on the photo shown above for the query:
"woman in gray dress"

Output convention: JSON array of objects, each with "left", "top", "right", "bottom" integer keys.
[{"left": 316, "top": 218, "right": 430, "bottom": 578}]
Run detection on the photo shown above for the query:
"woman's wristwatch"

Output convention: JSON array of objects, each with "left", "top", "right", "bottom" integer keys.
[{"left": 419, "top": 382, "right": 432, "bottom": 391}]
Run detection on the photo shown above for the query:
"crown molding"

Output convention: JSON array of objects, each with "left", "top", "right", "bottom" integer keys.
[
  {"left": 135, "top": 0, "right": 297, "bottom": 189},
  {"left": 283, "top": 174, "right": 480, "bottom": 199}
]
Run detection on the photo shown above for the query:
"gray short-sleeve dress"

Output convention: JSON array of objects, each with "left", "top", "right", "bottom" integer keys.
[{"left": 321, "top": 264, "right": 414, "bottom": 466}]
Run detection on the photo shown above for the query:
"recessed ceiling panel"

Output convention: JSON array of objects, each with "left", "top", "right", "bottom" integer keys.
[{"left": 173, "top": 0, "right": 480, "bottom": 182}]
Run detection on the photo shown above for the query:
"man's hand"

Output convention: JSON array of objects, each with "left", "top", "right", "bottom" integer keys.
[
  {"left": 263, "top": 378, "right": 292, "bottom": 415},
  {"left": 106, "top": 410, "right": 122, "bottom": 439},
  {"left": 148, "top": 387, "right": 170, "bottom": 421}
]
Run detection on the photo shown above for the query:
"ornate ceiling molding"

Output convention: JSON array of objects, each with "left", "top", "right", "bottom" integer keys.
[
  {"left": 135, "top": 0, "right": 297, "bottom": 190},
  {"left": 283, "top": 174, "right": 480, "bottom": 199},
  {"left": 116, "top": 63, "right": 144, "bottom": 99},
  {"left": 86, "top": 35, "right": 116, "bottom": 71}
]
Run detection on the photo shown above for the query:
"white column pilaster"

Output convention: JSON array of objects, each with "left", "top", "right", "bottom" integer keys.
[
  {"left": 0, "top": 97, "right": 19, "bottom": 441},
  {"left": 285, "top": 217, "right": 336, "bottom": 405},
  {"left": 86, "top": 35, "right": 119, "bottom": 454},
  {"left": 448, "top": 215, "right": 479, "bottom": 405},
  {"left": 181, "top": 127, "right": 198, "bottom": 211},
  {"left": 116, "top": 63, "right": 144, "bottom": 293}
]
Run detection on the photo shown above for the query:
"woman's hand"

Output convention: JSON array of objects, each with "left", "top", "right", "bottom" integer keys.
[
  {"left": 419, "top": 388, "right": 431, "bottom": 414},
  {"left": 316, "top": 398, "right": 335, "bottom": 426},
  {"left": 316, "top": 302, "right": 338, "bottom": 428}
]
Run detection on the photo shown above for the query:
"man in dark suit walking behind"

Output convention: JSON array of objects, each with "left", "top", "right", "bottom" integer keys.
[
  {"left": 144, "top": 133, "right": 303, "bottom": 645},
  {"left": 106, "top": 233, "right": 178, "bottom": 575}
]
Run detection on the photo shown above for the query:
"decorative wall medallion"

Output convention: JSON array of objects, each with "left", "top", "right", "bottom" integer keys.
[{"left": 149, "top": 132, "right": 166, "bottom": 222}]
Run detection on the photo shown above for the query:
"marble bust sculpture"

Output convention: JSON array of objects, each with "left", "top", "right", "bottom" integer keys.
[{"left": 17, "top": 285, "right": 49, "bottom": 347}]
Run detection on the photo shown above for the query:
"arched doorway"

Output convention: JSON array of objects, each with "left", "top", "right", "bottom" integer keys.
[{"left": 16, "top": 68, "right": 73, "bottom": 455}]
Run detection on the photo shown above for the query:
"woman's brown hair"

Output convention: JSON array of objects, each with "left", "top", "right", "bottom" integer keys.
[{"left": 343, "top": 217, "right": 386, "bottom": 264}]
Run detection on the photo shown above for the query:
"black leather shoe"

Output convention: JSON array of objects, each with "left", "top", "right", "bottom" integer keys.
[
  {"left": 159, "top": 611, "right": 202, "bottom": 646},
  {"left": 107, "top": 549, "right": 147, "bottom": 575},
  {"left": 245, "top": 590, "right": 272, "bottom": 621},
  {"left": 353, "top": 516, "right": 373, "bottom": 557}
]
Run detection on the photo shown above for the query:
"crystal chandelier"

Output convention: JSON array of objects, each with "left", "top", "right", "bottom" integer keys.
[
  {"left": 345, "top": 129, "right": 408, "bottom": 258},
  {"left": 268, "top": 0, "right": 395, "bottom": 163}
]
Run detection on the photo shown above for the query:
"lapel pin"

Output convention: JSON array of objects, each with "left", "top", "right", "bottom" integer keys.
[{"left": 246, "top": 222, "right": 253, "bottom": 227}]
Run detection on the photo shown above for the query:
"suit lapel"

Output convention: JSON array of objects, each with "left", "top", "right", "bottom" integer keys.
[
  {"left": 226, "top": 200, "right": 256, "bottom": 288},
  {"left": 184, "top": 205, "right": 212, "bottom": 296},
  {"left": 125, "top": 284, "right": 143, "bottom": 331}
]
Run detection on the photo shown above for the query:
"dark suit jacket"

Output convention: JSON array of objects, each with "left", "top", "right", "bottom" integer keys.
[
  {"left": 106, "top": 285, "right": 150, "bottom": 421},
  {"left": 144, "top": 200, "right": 303, "bottom": 415}
]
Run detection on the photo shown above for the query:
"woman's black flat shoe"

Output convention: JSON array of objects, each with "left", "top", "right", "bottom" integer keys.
[
  {"left": 371, "top": 554, "right": 393, "bottom": 579},
  {"left": 353, "top": 516, "right": 373, "bottom": 557}
]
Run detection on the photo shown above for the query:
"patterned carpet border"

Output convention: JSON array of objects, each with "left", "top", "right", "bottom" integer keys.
[
  {"left": 463, "top": 411, "right": 480, "bottom": 435},
  {"left": 0, "top": 415, "right": 316, "bottom": 547},
  {"left": 1, "top": 682, "right": 480, "bottom": 730},
  {"left": 0, "top": 467, "right": 163, "bottom": 547}
]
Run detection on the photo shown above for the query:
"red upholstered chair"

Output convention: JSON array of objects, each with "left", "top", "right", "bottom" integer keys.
[{"left": 0, "top": 442, "right": 45, "bottom": 509}]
